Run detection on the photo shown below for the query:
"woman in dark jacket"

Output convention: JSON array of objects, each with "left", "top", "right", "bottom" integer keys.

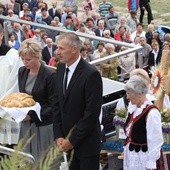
[
  {"left": 148, "top": 39, "right": 162, "bottom": 70},
  {"left": 18, "top": 38, "right": 56, "bottom": 160}
]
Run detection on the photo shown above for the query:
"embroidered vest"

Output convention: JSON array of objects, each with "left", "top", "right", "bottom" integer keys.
[{"left": 124, "top": 104, "right": 158, "bottom": 152}]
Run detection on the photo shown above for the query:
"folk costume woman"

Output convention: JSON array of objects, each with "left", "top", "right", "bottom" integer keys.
[{"left": 123, "top": 75, "right": 163, "bottom": 170}]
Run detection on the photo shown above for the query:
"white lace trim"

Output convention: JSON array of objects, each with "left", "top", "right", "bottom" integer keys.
[{"left": 127, "top": 100, "right": 152, "bottom": 118}]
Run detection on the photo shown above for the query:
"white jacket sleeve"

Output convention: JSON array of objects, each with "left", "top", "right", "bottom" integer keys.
[{"left": 146, "top": 108, "right": 163, "bottom": 169}]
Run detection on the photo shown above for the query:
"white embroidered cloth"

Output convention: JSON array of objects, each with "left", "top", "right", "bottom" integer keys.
[{"left": 0, "top": 102, "right": 41, "bottom": 123}]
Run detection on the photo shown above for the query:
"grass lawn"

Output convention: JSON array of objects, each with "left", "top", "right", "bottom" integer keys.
[
  {"left": 96, "top": 0, "right": 170, "bottom": 27},
  {"left": 55, "top": 0, "right": 170, "bottom": 28},
  {"left": 76, "top": 0, "right": 170, "bottom": 27}
]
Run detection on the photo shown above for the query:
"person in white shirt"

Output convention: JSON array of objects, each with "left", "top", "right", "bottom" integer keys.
[
  {"left": 19, "top": 2, "right": 29, "bottom": 18},
  {"left": 130, "top": 23, "right": 146, "bottom": 42},
  {"left": 92, "top": 42, "right": 106, "bottom": 60},
  {"left": 0, "top": 27, "right": 23, "bottom": 146}
]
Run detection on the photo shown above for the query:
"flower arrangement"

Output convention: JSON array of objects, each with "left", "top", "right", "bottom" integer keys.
[
  {"left": 161, "top": 108, "right": 170, "bottom": 123},
  {"left": 161, "top": 108, "right": 170, "bottom": 144},
  {"left": 113, "top": 108, "right": 127, "bottom": 140},
  {"left": 113, "top": 108, "right": 127, "bottom": 125}
]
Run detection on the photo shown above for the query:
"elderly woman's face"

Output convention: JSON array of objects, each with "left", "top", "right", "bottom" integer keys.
[
  {"left": 104, "top": 32, "right": 110, "bottom": 38},
  {"left": 126, "top": 89, "right": 140, "bottom": 105}
]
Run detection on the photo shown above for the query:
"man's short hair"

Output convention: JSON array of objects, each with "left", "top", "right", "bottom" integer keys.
[
  {"left": 41, "top": 7, "right": 47, "bottom": 12},
  {"left": 66, "top": 15, "right": 72, "bottom": 20},
  {"left": 108, "top": 6, "right": 113, "bottom": 11},
  {"left": 86, "top": 17, "right": 94, "bottom": 23},
  {"left": 137, "top": 23, "right": 143, "bottom": 27}
]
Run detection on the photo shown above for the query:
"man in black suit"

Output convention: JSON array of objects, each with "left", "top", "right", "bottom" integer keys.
[
  {"left": 42, "top": 38, "right": 57, "bottom": 64},
  {"left": 4, "top": 0, "right": 20, "bottom": 16},
  {"left": 48, "top": 1, "right": 61, "bottom": 20},
  {"left": 53, "top": 32, "right": 103, "bottom": 170},
  {"left": 95, "top": 19, "right": 106, "bottom": 37}
]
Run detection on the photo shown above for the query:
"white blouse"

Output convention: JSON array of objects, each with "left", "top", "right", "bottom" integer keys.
[{"left": 124, "top": 100, "right": 163, "bottom": 170}]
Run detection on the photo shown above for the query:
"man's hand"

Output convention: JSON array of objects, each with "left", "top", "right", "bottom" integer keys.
[
  {"left": 55, "top": 138, "right": 65, "bottom": 151},
  {"left": 60, "top": 139, "right": 73, "bottom": 152},
  {"left": 56, "top": 138, "right": 64, "bottom": 146}
]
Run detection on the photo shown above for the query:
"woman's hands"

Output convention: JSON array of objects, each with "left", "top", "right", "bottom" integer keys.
[{"left": 22, "top": 115, "right": 31, "bottom": 121}]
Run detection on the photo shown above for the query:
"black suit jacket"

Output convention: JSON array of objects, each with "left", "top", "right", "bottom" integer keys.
[
  {"left": 53, "top": 58, "right": 103, "bottom": 157},
  {"left": 0, "top": 44, "right": 11, "bottom": 55},
  {"left": 4, "top": 2, "right": 20, "bottom": 15},
  {"left": 42, "top": 45, "right": 57, "bottom": 64},
  {"left": 48, "top": 8, "right": 61, "bottom": 20},
  {"left": 18, "top": 64, "right": 56, "bottom": 126},
  {"left": 148, "top": 49, "right": 162, "bottom": 68},
  {"left": 95, "top": 28, "right": 105, "bottom": 37}
]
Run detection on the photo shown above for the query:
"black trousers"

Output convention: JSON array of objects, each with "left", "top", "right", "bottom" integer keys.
[
  {"left": 139, "top": 3, "right": 153, "bottom": 24},
  {"left": 69, "top": 153, "right": 100, "bottom": 170}
]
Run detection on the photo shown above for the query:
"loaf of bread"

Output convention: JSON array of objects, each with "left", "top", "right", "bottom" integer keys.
[{"left": 0, "top": 93, "right": 36, "bottom": 108}]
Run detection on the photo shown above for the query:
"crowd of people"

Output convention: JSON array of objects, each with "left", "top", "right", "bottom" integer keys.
[
  {"left": 0, "top": 0, "right": 170, "bottom": 81},
  {"left": 0, "top": 0, "right": 170, "bottom": 169}
]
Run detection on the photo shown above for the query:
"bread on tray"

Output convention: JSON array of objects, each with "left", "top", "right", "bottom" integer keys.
[{"left": 0, "top": 93, "right": 36, "bottom": 108}]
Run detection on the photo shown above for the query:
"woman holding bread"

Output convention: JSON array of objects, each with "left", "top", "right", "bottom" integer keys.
[{"left": 18, "top": 38, "right": 56, "bottom": 160}]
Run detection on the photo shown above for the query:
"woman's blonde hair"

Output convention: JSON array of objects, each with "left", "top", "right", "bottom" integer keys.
[
  {"left": 130, "top": 68, "right": 150, "bottom": 84},
  {"left": 18, "top": 38, "right": 42, "bottom": 59}
]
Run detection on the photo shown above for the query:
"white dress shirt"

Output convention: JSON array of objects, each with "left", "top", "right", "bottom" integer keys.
[
  {"left": 48, "top": 47, "right": 53, "bottom": 58},
  {"left": 65, "top": 56, "right": 81, "bottom": 88},
  {"left": 152, "top": 49, "right": 159, "bottom": 65}
]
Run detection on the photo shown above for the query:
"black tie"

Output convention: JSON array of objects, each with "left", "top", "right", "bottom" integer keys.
[{"left": 63, "top": 67, "right": 69, "bottom": 96}]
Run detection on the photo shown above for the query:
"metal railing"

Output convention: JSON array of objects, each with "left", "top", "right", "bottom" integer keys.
[
  {"left": 0, "top": 15, "right": 142, "bottom": 65},
  {"left": 0, "top": 145, "right": 35, "bottom": 163}
]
